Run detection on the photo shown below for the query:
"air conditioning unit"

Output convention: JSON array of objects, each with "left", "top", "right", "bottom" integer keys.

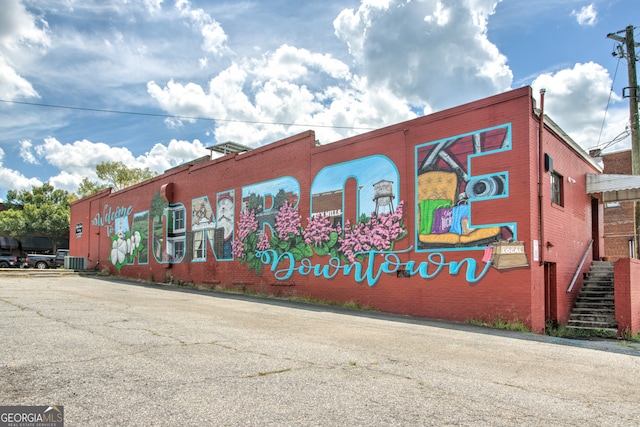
[{"left": 64, "top": 256, "right": 86, "bottom": 270}]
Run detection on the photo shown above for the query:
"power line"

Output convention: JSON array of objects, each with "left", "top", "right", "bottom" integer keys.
[
  {"left": 596, "top": 52, "right": 622, "bottom": 148},
  {"left": 0, "top": 98, "right": 377, "bottom": 131}
]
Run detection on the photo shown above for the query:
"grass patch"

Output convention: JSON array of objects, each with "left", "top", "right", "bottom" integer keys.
[
  {"left": 620, "top": 328, "right": 640, "bottom": 342},
  {"left": 467, "top": 316, "right": 530, "bottom": 333}
]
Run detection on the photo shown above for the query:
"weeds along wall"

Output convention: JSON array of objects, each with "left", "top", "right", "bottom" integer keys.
[{"left": 70, "top": 87, "right": 603, "bottom": 333}]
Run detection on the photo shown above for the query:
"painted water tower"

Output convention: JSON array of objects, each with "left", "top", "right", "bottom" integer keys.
[{"left": 373, "top": 179, "right": 395, "bottom": 214}]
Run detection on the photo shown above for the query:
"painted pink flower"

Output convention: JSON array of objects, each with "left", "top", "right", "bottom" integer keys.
[
  {"left": 231, "top": 238, "right": 245, "bottom": 258},
  {"left": 338, "top": 201, "right": 406, "bottom": 262},
  {"left": 257, "top": 232, "right": 271, "bottom": 250},
  {"left": 303, "top": 214, "right": 339, "bottom": 246},
  {"left": 274, "top": 202, "right": 302, "bottom": 241},
  {"left": 236, "top": 209, "right": 258, "bottom": 241}
]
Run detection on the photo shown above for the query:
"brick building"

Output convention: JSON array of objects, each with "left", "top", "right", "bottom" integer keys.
[
  {"left": 599, "top": 150, "right": 637, "bottom": 259},
  {"left": 71, "top": 86, "right": 614, "bottom": 333}
]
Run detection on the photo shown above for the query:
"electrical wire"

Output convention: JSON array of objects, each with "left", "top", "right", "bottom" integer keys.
[
  {"left": 590, "top": 125, "right": 631, "bottom": 153},
  {"left": 596, "top": 47, "right": 621, "bottom": 148},
  {"left": 0, "top": 98, "right": 377, "bottom": 131}
]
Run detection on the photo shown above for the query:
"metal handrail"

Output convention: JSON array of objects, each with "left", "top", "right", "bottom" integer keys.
[{"left": 567, "top": 240, "right": 594, "bottom": 293}]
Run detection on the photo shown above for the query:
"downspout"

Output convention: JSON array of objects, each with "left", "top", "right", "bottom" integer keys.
[{"left": 538, "top": 88, "right": 546, "bottom": 265}]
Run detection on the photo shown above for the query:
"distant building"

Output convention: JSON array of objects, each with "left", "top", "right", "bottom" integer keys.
[{"left": 600, "top": 150, "right": 637, "bottom": 259}]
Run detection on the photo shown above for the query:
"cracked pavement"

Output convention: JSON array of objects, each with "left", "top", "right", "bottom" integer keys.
[{"left": 1, "top": 275, "right": 639, "bottom": 426}]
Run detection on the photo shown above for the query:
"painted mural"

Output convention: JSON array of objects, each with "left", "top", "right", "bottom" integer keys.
[
  {"left": 415, "top": 124, "right": 514, "bottom": 251},
  {"left": 191, "top": 191, "right": 235, "bottom": 261},
  {"left": 92, "top": 124, "right": 523, "bottom": 283},
  {"left": 90, "top": 204, "right": 146, "bottom": 272},
  {"left": 232, "top": 157, "right": 409, "bottom": 280}
]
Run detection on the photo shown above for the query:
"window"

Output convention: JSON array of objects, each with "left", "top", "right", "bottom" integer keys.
[
  {"left": 193, "top": 231, "right": 205, "bottom": 259},
  {"left": 174, "top": 240, "right": 185, "bottom": 259},
  {"left": 173, "top": 208, "right": 185, "bottom": 231},
  {"left": 166, "top": 238, "right": 185, "bottom": 260},
  {"left": 165, "top": 205, "right": 186, "bottom": 261},
  {"left": 550, "top": 172, "right": 563, "bottom": 206},
  {"left": 192, "top": 230, "right": 213, "bottom": 260}
]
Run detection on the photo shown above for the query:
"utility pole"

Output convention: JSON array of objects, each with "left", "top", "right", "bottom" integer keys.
[{"left": 607, "top": 25, "right": 640, "bottom": 257}]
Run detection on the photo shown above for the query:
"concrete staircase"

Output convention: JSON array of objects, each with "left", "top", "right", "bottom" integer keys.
[{"left": 567, "top": 260, "right": 617, "bottom": 335}]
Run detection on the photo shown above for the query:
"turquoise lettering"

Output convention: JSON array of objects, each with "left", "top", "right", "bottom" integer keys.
[{"left": 254, "top": 247, "right": 490, "bottom": 287}]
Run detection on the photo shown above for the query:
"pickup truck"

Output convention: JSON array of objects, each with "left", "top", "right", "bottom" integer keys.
[
  {"left": 0, "top": 255, "right": 23, "bottom": 268},
  {"left": 25, "top": 249, "right": 70, "bottom": 269}
]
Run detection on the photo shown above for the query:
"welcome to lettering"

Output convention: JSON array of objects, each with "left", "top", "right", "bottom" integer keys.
[{"left": 92, "top": 204, "right": 133, "bottom": 227}]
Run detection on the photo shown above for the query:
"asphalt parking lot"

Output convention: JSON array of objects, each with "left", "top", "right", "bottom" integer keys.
[{"left": 1, "top": 274, "right": 639, "bottom": 426}]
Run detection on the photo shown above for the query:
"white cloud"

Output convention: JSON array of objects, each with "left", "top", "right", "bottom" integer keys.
[
  {"left": 0, "top": 147, "right": 43, "bottom": 196},
  {"left": 143, "top": 0, "right": 164, "bottom": 15},
  {"left": 424, "top": 1, "right": 451, "bottom": 26},
  {"left": 147, "top": 0, "right": 513, "bottom": 148},
  {"left": 252, "top": 44, "right": 352, "bottom": 82},
  {"left": 147, "top": 78, "right": 213, "bottom": 119},
  {"left": 135, "top": 138, "right": 209, "bottom": 172},
  {"left": 175, "top": 0, "right": 231, "bottom": 56},
  {"left": 201, "top": 21, "right": 228, "bottom": 56},
  {"left": 0, "top": 55, "right": 38, "bottom": 100},
  {"left": 571, "top": 4, "right": 597, "bottom": 26},
  {"left": 333, "top": 0, "right": 511, "bottom": 110},
  {"left": 19, "top": 139, "right": 38, "bottom": 164},
  {"left": 0, "top": 0, "right": 49, "bottom": 100},
  {"left": 48, "top": 170, "right": 86, "bottom": 194},
  {"left": 147, "top": 43, "right": 416, "bottom": 148},
  {"left": 0, "top": 0, "right": 50, "bottom": 50},
  {"left": 531, "top": 62, "right": 629, "bottom": 152},
  {"left": 35, "top": 137, "right": 136, "bottom": 179},
  {"left": 16, "top": 136, "right": 208, "bottom": 195}
]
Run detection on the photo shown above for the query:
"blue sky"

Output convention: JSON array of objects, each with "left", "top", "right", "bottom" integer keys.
[{"left": 0, "top": 0, "right": 638, "bottom": 201}]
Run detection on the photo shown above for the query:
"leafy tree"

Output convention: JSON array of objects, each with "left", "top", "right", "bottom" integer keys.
[
  {"left": 0, "top": 209, "right": 27, "bottom": 238},
  {"left": 96, "top": 161, "right": 157, "bottom": 191},
  {"left": 77, "top": 161, "right": 158, "bottom": 198},
  {"left": 273, "top": 188, "right": 288, "bottom": 210},
  {"left": 247, "top": 193, "right": 263, "bottom": 212},
  {"left": 150, "top": 191, "right": 167, "bottom": 224},
  {"left": 77, "top": 177, "right": 108, "bottom": 198},
  {"left": 0, "top": 183, "right": 70, "bottom": 251}
]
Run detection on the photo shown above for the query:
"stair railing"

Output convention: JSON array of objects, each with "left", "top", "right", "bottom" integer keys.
[{"left": 567, "top": 240, "right": 593, "bottom": 293}]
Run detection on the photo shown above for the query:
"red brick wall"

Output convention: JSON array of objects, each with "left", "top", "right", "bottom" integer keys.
[
  {"left": 603, "top": 150, "right": 632, "bottom": 174},
  {"left": 614, "top": 258, "right": 640, "bottom": 334},
  {"left": 70, "top": 188, "right": 112, "bottom": 268},
  {"left": 601, "top": 150, "right": 635, "bottom": 259},
  {"left": 538, "top": 124, "right": 602, "bottom": 324},
  {"left": 70, "top": 87, "right": 602, "bottom": 333}
]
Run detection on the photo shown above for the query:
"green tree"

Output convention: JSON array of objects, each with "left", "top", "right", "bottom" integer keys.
[
  {"left": 96, "top": 161, "right": 157, "bottom": 191},
  {"left": 0, "top": 208, "right": 27, "bottom": 237},
  {"left": 273, "top": 188, "right": 288, "bottom": 210},
  {"left": 77, "top": 177, "right": 108, "bottom": 198},
  {"left": 247, "top": 193, "right": 263, "bottom": 212},
  {"left": 150, "top": 191, "right": 167, "bottom": 224},
  {"left": 77, "top": 161, "right": 158, "bottom": 198},
  {"left": 0, "top": 183, "right": 71, "bottom": 251}
]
